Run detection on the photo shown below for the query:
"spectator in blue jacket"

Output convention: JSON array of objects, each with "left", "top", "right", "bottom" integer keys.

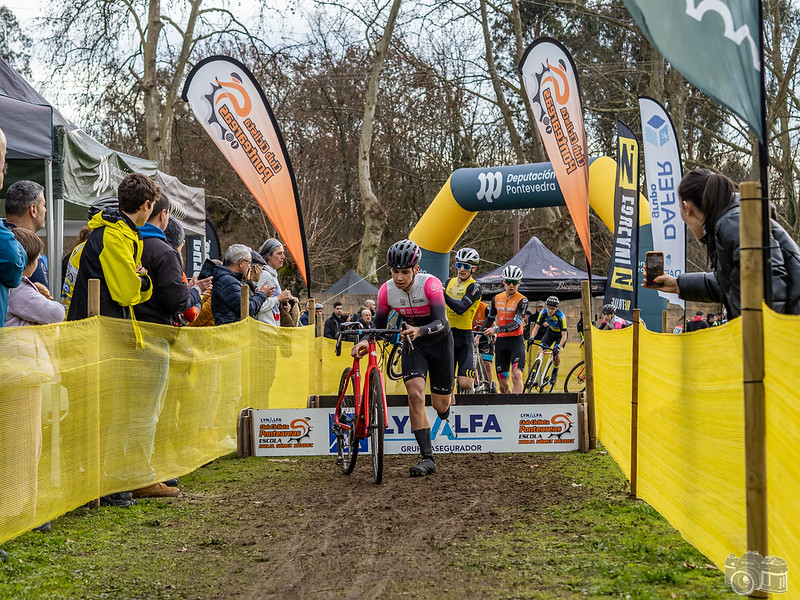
[
  {"left": 3, "top": 180, "right": 49, "bottom": 290},
  {"left": 211, "top": 244, "right": 272, "bottom": 325},
  {"left": 0, "top": 128, "right": 27, "bottom": 325}
]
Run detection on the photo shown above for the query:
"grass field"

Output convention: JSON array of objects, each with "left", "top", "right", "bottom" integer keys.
[{"left": 0, "top": 448, "right": 734, "bottom": 599}]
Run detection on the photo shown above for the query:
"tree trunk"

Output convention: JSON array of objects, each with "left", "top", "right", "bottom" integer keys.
[
  {"left": 480, "top": 0, "right": 524, "bottom": 165},
  {"left": 143, "top": 0, "right": 164, "bottom": 167},
  {"left": 510, "top": 0, "right": 560, "bottom": 225},
  {"left": 142, "top": 0, "right": 203, "bottom": 172},
  {"left": 356, "top": 0, "right": 402, "bottom": 281}
]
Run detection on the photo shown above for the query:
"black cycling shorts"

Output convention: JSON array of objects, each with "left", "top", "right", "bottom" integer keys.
[
  {"left": 541, "top": 328, "right": 563, "bottom": 350},
  {"left": 402, "top": 333, "right": 454, "bottom": 395},
  {"left": 494, "top": 335, "right": 525, "bottom": 376},
  {"left": 452, "top": 328, "right": 475, "bottom": 379}
]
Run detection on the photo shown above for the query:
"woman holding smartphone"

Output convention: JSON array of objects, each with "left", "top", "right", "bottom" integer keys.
[{"left": 644, "top": 168, "right": 800, "bottom": 318}]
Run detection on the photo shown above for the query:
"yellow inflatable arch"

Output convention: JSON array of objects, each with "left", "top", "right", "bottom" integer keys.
[{"left": 409, "top": 156, "right": 650, "bottom": 279}]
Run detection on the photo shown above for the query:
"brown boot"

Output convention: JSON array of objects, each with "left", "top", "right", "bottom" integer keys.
[{"left": 131, "top": 482, "right": 181, "bottom": 498}]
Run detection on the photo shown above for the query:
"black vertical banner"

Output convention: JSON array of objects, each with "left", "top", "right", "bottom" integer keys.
[{"left": 604, "top": 121, "right": 639, "bottom": 321}]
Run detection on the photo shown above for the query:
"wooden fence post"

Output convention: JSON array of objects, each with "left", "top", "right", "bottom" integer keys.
[
  {"left": 307, "top": 297, "right": 316, "bottom": 334},
  {"left": 240, "top": 283, "right": 250, "bottom": 321},
  {"left": 630, "top": 308, "right": 640, "bottom": 498},
  {"left": 662, "top": 309, "right": 668, "bottom": 334},
  {"left": 581, "top": 281, "right": 596, "bottom": 449},
  {"left": 740, "top": 181, "right": 768, "bottom": 574}
]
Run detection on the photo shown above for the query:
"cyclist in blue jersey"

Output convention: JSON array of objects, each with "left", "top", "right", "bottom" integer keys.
[
  {"left": 528, "top": 295, "right": 568, "bottom": 386},
  {"left": 351, "top": 239, "right": 453, "bottom": 477}
]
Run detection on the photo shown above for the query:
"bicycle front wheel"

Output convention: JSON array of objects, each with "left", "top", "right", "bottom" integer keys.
[
  {"left": 368, "top": 370, "right": 385, "bottom": 484},
  {"left": 540, "top": 359, "right": 555, "bottom": 393},
  {"left": 564, "top": 361, "right": 586, "bottom": 394},
  {"left": 336, "top": 368, "right": 359, "bottom": 475},
  {"left": 387, "top": 342, "right": 403, "bottom": 381},
  {"left": 523, "top": 357, "right": 540, "bottom": 393}
]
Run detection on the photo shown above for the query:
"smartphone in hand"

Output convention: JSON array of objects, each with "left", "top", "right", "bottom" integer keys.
[
  {"left": 198, "top": 258, "right": 216, "bottom": 280},
  {"left": 645, "top": 251, "right": 664, "bottom": 287}
]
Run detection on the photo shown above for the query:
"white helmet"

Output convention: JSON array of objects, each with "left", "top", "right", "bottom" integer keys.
[
  {"left": 454, "top": 247, "right": 480, "bottom": 266},
  {"left": 502, "top": 265, "right": 523, "bottom": 281}
]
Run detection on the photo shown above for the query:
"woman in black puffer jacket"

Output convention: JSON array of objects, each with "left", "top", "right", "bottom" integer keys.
[{"left": 646, "top": 169, "right": 800, "bottom": 318}]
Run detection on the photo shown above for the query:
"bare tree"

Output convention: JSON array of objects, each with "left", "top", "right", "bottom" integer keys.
[
  {"left": 38, "top": 0, "right": 267, "bottom": 172},
  {"left": 356, "top": 0, "right": 402, "bottom": 280}
]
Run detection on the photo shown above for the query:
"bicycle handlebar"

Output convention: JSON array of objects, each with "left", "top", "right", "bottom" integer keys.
[
  {"left": 527, "top": 339, "right": 560, "bottom": 354},
  {"left": 335, "top": 326, "right": 412, "bottom": 356}
]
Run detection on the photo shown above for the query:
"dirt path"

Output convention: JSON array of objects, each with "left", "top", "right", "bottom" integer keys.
[{"left": 184, "top": 453, "right": 586, "bottom": 600}]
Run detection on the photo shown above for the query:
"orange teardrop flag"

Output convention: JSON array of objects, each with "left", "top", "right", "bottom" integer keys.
[
  {"left": 182, "top": 56, "right": 310, "bottom": 287},
  {"left": 519, "top": 38, "right": 592, "bottom": 267}
]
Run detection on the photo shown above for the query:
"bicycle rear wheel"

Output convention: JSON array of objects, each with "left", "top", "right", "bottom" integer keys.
[
  {"left": 368, "top": 370, "right": 385, "bottom": 484},
  {"left": 387, "top": 341, "right": 403, "bottom": 381},
  {"left": 335, "top": 368, "right": 358, "bottom": 474},
  {"left": 523, "top": 357, "right": 541, "bottom": 393},
  {"left": 564, "top": 361, "right": 586, "bottom": 394},
  {"left": 474, "top": 357, "right": 489, "bottom": 393}
]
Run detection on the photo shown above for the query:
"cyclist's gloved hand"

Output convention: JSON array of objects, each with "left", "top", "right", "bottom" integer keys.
[{"left": 553, "top": 344, "right": 560, "bottom": 355}]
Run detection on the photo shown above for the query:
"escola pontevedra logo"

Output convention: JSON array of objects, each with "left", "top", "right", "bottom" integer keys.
[{"left": 477, "top": 171, "right": 502, "bottom": 203}]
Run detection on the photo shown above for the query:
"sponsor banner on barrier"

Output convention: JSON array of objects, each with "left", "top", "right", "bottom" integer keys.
[{"left": 252, "top": 404, "right": 578, "bottom": 456}]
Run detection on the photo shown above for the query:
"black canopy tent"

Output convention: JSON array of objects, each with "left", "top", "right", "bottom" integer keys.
[
  {"left": 323, "top": 270, "right": 380, "bottom": 296},
  {"left": 476, "top": 236, "right": 604, "bottom": 300}
]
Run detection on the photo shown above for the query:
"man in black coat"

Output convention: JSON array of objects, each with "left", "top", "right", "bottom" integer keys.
[
  {"left": 323, "top": 301, "right": 348, "bottom": 339},
  {"left": 684, "top": 311, "right": 709, "bottom": 332},
  {"left": 130, "top": 194, "right": 193, "bottom": 500},
  {"left": 211, "top": 244, "right": 272, "bottom": 325},
  {"left": 137, "top": 201, "right": 192, "bottom": 326}
]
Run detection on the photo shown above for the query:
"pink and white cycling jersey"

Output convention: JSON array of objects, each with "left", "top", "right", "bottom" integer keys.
[
  {"left": 375, "top": 273, "right": 449, "bottom": 339},
  {"left": 599, "top": 315, "right": 629, "bottom": 330}
]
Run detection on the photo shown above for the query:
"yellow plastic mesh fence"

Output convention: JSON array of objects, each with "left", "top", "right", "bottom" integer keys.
[
  {"left": 0, "top": 315, "right": 586, "bottom": 543},
  {"left": 0, "top": 317, "right": 336, "bottom": 541},
  {"left": 4, "top": 306, "right": 796, "bottom": 588},
  {"left": 593, "top": 309, "right": 799, "bottom": 587},
  {"left": 764, "top": 308, "right": 800, "bottom": 596}
]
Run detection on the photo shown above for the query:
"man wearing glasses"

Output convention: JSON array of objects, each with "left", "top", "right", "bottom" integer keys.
[
  {"left": 444, "top": 248, "right": 483, "bottom": 395},
  {"left": 210, "top": 244, "right": 272, "bottom": 325},
  {"left": 481, "top": 265, "right": 528, "bottom": 393}
]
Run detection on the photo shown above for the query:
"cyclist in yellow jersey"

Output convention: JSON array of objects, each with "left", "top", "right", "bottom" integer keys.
[{"left": 444, "top": 248, "right": 482, "bottom": 398}]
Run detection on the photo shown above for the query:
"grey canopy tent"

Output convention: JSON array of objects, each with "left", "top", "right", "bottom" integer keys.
[
  {"left": 476, "top": 236, "right": 604, "bottom": 300},
  {"left": 0, "top": 57, "right": 206, "bottom": 290},
  {"left": 323, "top": 270, "right": 379, "bottom": 295}
]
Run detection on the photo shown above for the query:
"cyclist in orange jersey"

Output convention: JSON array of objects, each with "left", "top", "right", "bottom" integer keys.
[{"left": 480, "top": 265, "right": 528, "bottom": 393}]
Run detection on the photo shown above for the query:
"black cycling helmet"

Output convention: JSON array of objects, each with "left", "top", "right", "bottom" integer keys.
[
  {"left": 387, "top": 239, "right": 422, "bottom": 269},
  {"left": 546, "top": 295, "right": 559, "bottom": 308},
  {"left": 602, "top": 303, "right": 616, "bottom": 315},
  {"left": 88, "top": 197, "right": 118, "bottom": 219}
]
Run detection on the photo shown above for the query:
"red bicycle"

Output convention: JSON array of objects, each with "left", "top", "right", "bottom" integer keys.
[{"left": 333, "top": 325, "right": 408, "bottom": 484}]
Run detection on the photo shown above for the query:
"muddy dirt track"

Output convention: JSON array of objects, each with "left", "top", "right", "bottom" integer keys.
[{"left": 185, "top": 453, "right": 594, "bottom": 600}]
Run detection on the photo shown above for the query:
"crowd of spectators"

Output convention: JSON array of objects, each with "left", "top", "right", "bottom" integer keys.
[{"left": 0, "top": 136, "right": 362, "bottom": 524}]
